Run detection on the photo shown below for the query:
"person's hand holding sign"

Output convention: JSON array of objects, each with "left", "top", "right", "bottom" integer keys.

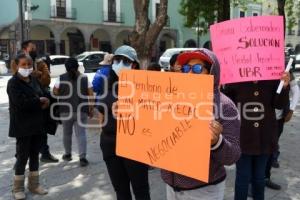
[
  {"left": 210, "top": 120, "right": 223, "bottom": 147},
  {"left": 40, "top": 97, "right": 50, "bottom": 110},
  {"left": 281, "top": 72, "right": 290, "bottom": 88}
]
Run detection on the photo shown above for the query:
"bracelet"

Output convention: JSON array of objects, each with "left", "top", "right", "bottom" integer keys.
[{"left": 211, "top": 134, "right": 223, "bottom": 151}]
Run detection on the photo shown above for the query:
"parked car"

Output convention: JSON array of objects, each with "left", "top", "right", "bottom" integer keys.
[
  {"left": 0, "top": 60, "right": 8, "bottom": 75},
  {"left": 76, "top": 51, "right": 107, "bottom": 72},
  {"left": 294, "top": 54, "right": 300, "bottom": 71},
  {"left": 49, "top": 55, "right": 85, "bottom": 77},
  {"left": 159, "top": 48, "right": 198, "bottom": 71}
]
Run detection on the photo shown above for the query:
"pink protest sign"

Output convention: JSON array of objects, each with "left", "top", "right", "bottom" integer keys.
[{"left": 210, "top": 16, "right": 284, "bottom": 84}]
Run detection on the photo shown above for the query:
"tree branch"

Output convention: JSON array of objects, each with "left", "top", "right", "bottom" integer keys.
[
  {"left": 133, "top": 0, "right": 150, "bottom": 34},
  {"left": 146, "top": 0, "right": 169, "bottom": 46}
]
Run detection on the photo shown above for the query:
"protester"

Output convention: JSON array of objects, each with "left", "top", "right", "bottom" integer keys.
[
  {"left": 7, "top": 53, "right": 48, "bottom": 200},
  {"left": 222, "top": 67, "right": 290, "bottom": 199},
  {"left": 97, "top": 45, "right": 151, "bottom": 200},
  {"left": 147, "top": 63, "right": 161, "bottom": 71},
  {"left": 92, "top": 53, "right": 114, "bottom": 97},
  {"left": 11, "top": 40, "right": 50, "bottom": 87},
  {"left": 161, "top": 49, "right": 241, "bottom": 200},
  {"left": 53, "top": 58, "right": 94, "bottom": 167},
  {"left": 264, "top": 72, "right": 300, "bottom": 190},
  {"left": 11, "top": 41, "right": 58, "bottom": 163}
]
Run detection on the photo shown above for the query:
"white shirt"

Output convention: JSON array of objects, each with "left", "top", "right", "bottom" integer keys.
[{"left": 275, "top": 79, "right": 300, "bottom": 119}]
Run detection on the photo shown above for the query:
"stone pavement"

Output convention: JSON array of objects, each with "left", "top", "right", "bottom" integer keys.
[{"left": 0, "top": 75, "right": 300, "bottom": 200}]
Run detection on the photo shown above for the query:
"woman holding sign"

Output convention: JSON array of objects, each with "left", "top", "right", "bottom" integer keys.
[
  {"left": 223, "top": 67, "right": 290, "bottom": 200},
  {"left": 161, "top": 49, "right": 241, "bottom": 200},
  {"left": 97, "top": 45, "right": 151, "bottom": 200}
]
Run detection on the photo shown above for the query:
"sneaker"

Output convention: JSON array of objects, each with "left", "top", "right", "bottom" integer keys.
[
  {"left": 40, "top": 153, "right": 59, "bottom": 163},
  {"left": 265, "top": 179, "right": 281, "bottom": 190},
  {"left": 79, "top": 158, "right": 89, "bottom": 167},
  {"left": 62, "top": 154, "right": 72, "bottom": 161},
  {"left": 272, "top": 160, "right": 280, "bottom": 168}
]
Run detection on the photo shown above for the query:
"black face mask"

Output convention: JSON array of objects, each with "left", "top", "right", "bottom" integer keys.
[{"left": 29, "top": 51, "right": 37, "bottom": 61}]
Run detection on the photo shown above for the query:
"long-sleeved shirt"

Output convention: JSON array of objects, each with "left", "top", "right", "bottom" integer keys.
[
  {"left": 161, "top": 93, "right": 241, "bottom": 190},
  {"left": 276, "top": 77, "right": 300, "bottom": 119}
]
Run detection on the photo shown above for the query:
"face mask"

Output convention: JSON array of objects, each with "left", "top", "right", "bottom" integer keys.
[
  {"left": 18, "top": 67, "right": 33, "bottom": 78},
  {"left": 112, "top": 60, "right": 132, "bottom": 76},
  {"left": 29, "top": 51, "right": 37, "bottom": 61}
]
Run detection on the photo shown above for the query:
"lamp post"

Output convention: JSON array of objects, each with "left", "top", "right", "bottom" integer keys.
[{"left": 18, "top": 0, "right": 24, "bottom": 44}]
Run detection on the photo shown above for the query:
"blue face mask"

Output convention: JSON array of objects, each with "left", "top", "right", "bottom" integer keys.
[{"left": 112, "top": 60, "right": 132, "bottom": 76}]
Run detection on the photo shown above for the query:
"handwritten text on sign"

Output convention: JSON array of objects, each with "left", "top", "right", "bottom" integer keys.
[
  {"left": 116, "top": 70, "right": 214, "bottom": 183},
  {"left": 210, "top": 16, "right": 284, "bottom": 84}
]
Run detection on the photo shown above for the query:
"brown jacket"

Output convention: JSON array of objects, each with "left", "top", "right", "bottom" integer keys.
[
  {"left": 11, "top": 59, "right": 50, "bottom": 88},
  {"left": 223, "top": 80, "right": 289, "bottom": 155}
]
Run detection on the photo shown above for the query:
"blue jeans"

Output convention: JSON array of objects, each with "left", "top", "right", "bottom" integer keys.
[{"left": 234, "top": 154, "right": 269, "bottom": 200}]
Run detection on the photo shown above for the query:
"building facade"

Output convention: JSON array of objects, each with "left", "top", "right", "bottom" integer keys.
[
  {"left": 261, "top": 0, "right": 300, "bottom": 52},
  {"left": 0, "top": 0, "right": 205, "bottom": 60},
  {"left": 231, "top": 1, "right": 263, "bottom": 19}
]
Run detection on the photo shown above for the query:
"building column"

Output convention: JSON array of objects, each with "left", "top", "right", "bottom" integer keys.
[
  {"left": 85, "top": 42, "right": 91, "bottom": 51},
  {"left": 82, "top": 29, "right": 92, "bottom": 51},
  {"left": 55, "top": 41, "right": 61, "bottom": 55},
  {"left": 54, "top": 31, "right": 61, "bottom": 55}
]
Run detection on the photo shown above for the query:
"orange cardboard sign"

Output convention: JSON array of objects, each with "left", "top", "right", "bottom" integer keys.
[{"left": 116, "top": 70, "right": 214, "bottom": 182}]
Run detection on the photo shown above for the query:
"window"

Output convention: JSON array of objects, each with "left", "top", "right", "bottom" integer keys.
[
  {"left": 108, "top": 0, "right": 116, "bottom": 22},
  {"left": 56, "top": 0, "right": 66, "bottom": 7},
  {"left": 288, "top": 29, "right": 295, "bottom": 36},
  {"left": 52, "top": 58, "right": 67, "bottom": 65},
  {"left": 240, "top": 11, "right": 245, "bottom": 18},
  {"left": 56, "top": 0, "right": 66, "bottom": 18}
]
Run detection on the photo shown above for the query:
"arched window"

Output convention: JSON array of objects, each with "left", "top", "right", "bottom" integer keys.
[{"left": 184, "top": 39, "right": 197, "bottom": 48}]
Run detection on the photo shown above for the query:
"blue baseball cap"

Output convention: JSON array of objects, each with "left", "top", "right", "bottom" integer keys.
[{"left": 114, "top": 45, "right": 139, "bottom": 64}]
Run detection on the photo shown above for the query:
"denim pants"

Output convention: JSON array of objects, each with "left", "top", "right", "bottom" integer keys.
[
  {"left": 234, "top": 154, "right": 269, "bottom": 200},
  {"left": 61, "top": 113, "right": 87, "bottom": 159}
]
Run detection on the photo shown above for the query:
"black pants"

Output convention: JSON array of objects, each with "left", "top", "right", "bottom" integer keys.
[
  {"left": 40, "top": 134, "right": 50, "bottom": 156},
  {"left": 15, "top": 135, "right": 42, "bottom": 175},
  {"left": 265, "top": 118, "right": 285, "bottom": 179},
  {"left": 104, "top": 156, "right": 151, "bottom": 200}
]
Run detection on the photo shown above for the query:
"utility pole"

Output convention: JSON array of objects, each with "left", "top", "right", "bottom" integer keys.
[
  {"left": 24, "top": 0, "right": 30, "bottom": 40},
  {"left": 18, "top": 0, "right": 24, "bottom": 44}
]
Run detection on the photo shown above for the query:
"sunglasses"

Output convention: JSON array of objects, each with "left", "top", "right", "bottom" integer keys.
[
  {"left": 181, "top": 64, "right": 203, "bottom": 74},
  {"left": 114, "top": 56, "right": 133, "bottom": 67}
]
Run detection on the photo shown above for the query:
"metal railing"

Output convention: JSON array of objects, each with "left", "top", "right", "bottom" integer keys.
[
  {"left": 50, "top": 6, "right": 77, "bottom": 20},
  {"left": 102, "top": 11, "right": 124, "bottom": 23}
]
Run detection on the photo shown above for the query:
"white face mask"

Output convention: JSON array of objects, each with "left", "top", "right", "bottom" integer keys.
[
  {"left": 112, "top": 60, "right": 132, "bottom": 76},
  {"left": 18, "top": 67, "right": 33, "bottom": 78}
]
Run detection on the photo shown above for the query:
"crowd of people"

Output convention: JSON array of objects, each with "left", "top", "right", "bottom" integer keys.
[{"left": 6, "top": 40, "right": 299, "bottom": 200}]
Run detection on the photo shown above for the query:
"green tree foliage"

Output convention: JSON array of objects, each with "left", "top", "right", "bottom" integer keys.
[
  {"left": 285, "top": 0, "right": 300, "bottom": 33},
  {"left": 179, "top": 0, "right": 258, "bottom": 32}
]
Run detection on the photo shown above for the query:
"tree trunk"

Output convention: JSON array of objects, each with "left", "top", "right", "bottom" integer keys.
[
  {"left": 277, "top": 0, "right": 286, "bottom": 37},
  {"left": 222, "top": 0, "right": 230, "bottom": 21},
  {"left": 130, "top": 0, "right": 168, "bottom": 69},
  {"left": 217, "top": 0, "right": 224, "bottom": 22},
  {"left": 217, "top": 0, "right": 230, "bottom": 22}
]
